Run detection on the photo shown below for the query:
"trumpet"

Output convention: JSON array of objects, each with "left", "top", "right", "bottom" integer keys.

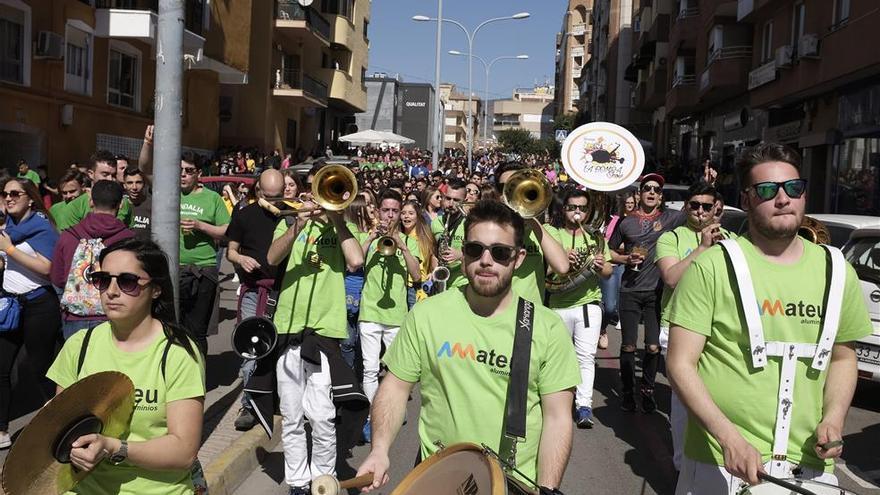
[
  {"left": 503, "top": 169, "right": 552, "bottom": 219},
  {"left": 257, "top": 164, "right": 358, "bottom": 217},
  {"left": 376, "top": 235, "right": 398, "bottom": 256}
]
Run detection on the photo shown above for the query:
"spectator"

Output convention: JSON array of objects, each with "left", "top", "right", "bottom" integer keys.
[
  {"left": 16, "top": 160, "right": 40, "bottom": 185},
  {"left": 57, "top": 151, "right": 133, "bottom": 231},
  {"left": 124, "top": 167, "right": 152, "bottom": 241}
]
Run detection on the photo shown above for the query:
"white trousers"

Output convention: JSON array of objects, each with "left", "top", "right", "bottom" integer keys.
[
  {"left": 675, "top": 456, "right": 838, "bottom": 495},
  {"left": 276, "top": 345, "right": 336, "bottom": 488},
  {"left": 554, "top": 303, "right": 603, "bottom": 408},
  {"left": 359, "top": 321, "right": 400, "bottom": 403},
  {"left": 660, "top": 325, "right": 687, "bottom": 471}
]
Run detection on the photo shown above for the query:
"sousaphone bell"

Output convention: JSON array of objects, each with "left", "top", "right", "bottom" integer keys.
[
  {"left": 2, "top": 371, "right": 135, "bottom": 495},
  {"left": 502, "top": 168, "right": 552, "bottom": 219},
  {"left": 232, "top": 316, "right": 278, "bottom": 360}
]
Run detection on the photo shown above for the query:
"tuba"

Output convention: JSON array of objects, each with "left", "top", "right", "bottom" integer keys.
[
  {"left": 545, "top": 191, "right": 612, "bottom": 294},
  {"left": 799, "top": 216, "right": 831, "bottom": 245},
  {"left": 503, "top": 169, "right": 552, "bottom": 219}
]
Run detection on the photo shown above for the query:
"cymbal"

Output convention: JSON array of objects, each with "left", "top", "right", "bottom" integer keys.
[{"left": 2, "top": 371, "right": 135, "bottom": 495}]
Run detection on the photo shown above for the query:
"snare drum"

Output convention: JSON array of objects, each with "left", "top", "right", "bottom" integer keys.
[
  {"left": 391, "top": 442, "right": 536, "bottom": 495},
  {"left": 736, "top": 479, "right": 861, "bottom": 495}
]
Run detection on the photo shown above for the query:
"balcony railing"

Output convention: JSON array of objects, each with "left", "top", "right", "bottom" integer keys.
[
  {"left": 672, "top": 74, "right": 696, "bottom": 87},
  {"left": 96, "top": 0, "right": 204, "bottom": 35},
  {"left": 677, "top": 6, "right": 699, "bottom": 20},
  {"left": 571, "top": 23, "right": 586, "bottom": 36},
  {"left": 275, "top": 67, "right": 328, "bottom": 100},
  {"left": 571, "top": 46, "right": 585, "bottom": 57},
  {"left": 707, "top": 45, "right": 752, "bottom": 65},
  {"left": 275, "top": 0, "right": 331, "bottom": 40}
]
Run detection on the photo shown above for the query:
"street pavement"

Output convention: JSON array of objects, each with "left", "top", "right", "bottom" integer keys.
[{"left": 234, "top": 328, "right": 880, "bottom": 495}]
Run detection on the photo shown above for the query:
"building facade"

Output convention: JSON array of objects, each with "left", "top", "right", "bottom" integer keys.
[
  {"left": 356, "top": 74, "right": 435, "bottom": 150},
  {"left": 0, "top": 0, "right": 245, "bottom": 176},
  {"left": 492, "top": 85, "right": 555, "bottom": 140},
  {"left": 555, "top": 0, "right": 593, "bottom": 117},
  {"left": 583, "top": 0, "right": 638, "bottom": 126},
  {"left": 439, "top": 83, "right": 480, "bottom": 151}
]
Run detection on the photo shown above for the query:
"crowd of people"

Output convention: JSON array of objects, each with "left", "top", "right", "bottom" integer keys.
[{"left": 0, "top": 136, "right": 871, "bottom": 495}]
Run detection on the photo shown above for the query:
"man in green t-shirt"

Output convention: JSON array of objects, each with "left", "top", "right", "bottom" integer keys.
[
  {"left": 178, "top": 152, "right": 230, "bottom": 356},
  {"left": 357, "top": 200, "right": 580, "bottom": 492},
  {"left": 667, "top": 144, "right": 872, "bottom": 494},
  {"left": 655, "top": 182, "right": 732, "bottom": 471},
  {"left": 547, "top": 189, "right": 612, "bottom": 430},
  {"left": 430, "top": 179, "right": 468, "bottom": 290},
  {"left": 55, "top": 151, "right": 133, "bottom": 231},
  {"left": 494, "top": 162, "right": 570, "bottom": 305},
  {"left": 49, "top": 169, "right": 87, "bottom": 227},
  {"left": 266, "top": 167, "right": 364, "bottom": 494},
  {"left": 16, "top": 160, "right": 40, "bottom": 185},
  {"left": 358, "top": 189, "right": 422, "bottom": 442}
]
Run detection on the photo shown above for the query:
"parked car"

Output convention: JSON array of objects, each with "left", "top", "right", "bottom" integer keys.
[
  {"left": 290, "top": 156, "right": 357, "bottom": 179},
  {"left": 804, "top": 214, "right": 880, "bottom": 249},
  {"left": 199, "top": 175, "right": 256, "bottom": 195},
  {"left": 842, "top": 227, "right": 880, "bottom": 382}
]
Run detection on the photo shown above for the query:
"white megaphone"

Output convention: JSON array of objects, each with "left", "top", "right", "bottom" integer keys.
[{"left": 231, "top": 316, "right": 278, "bottom": 360}]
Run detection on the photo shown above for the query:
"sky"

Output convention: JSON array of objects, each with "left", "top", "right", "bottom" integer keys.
[{"left": 367, "top": 0, "right": 568, "bottom": 101}]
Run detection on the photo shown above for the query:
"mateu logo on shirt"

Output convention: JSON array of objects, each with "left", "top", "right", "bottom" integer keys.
[
  {"left": 134, "top": 388, "right": 160, "bottom": 412},
  {"left": 437, "top": 341, "right": 510, "bottom": 375},
  {"left": 758, "top": 298, "right": 824, "bottom": 325}
]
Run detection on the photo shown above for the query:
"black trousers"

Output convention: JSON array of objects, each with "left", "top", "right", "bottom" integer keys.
[
  {"left": 180, "top": 265, "right": 218, "bottom": 357},
  {"left": 618, "top": 289, "right": 662, "bottom": 396},
  {"left": 0, "top": 291, "right": 61, "bottom": 430}
]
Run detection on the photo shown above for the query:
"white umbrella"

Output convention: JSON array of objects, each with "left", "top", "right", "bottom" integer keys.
[
  {"left": 338, "top": 129, "right": 390, "bottom": 145},
  {"left": 376, "top": 131, "right": 415, "bottom": 145}
]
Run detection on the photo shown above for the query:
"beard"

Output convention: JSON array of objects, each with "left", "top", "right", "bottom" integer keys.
[
  {"left": 751, "top": 210, "right": 803, "bottom": 240},
  {"left": 467, "top": 266, "right": 515, "bottom": 298}
]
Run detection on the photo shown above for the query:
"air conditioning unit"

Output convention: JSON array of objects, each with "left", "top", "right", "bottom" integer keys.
[
  {"left": 35, "top": 31, "right": 64, "bottom": 59},
  {"left": 775, "top": 45, "right": 793, "bottom": 68},
  {"left": 799, "top": 33, "right": 820, "bottom": 58},
  {"left": 658, "top": 57, "right": 668, "bottom": 67}
]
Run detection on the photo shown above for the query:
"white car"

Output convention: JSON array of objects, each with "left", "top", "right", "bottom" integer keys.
[{"left": 843, "top": 227, "right": 880, "bottom": 382}]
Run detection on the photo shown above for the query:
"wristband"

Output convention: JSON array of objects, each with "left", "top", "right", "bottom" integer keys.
[{"left": 4, "top": 246, "right": 15, "bottom": 256}]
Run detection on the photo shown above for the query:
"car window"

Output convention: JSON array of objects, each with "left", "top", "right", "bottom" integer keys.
[
  {"left": 825, "top": 225, "right": 855, "bottom": 248},
  {"left": 844, "top": 236, "right": 880, "bottom": 284}
]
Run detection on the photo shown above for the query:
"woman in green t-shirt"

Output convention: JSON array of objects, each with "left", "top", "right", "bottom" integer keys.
[{"left": 46, "top": 239, "right": 206, "bottom": 495}]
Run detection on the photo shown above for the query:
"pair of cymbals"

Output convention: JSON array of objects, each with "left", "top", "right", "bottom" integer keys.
[{"left": 2, "top": 371, "right": 135, "bottom": 495}]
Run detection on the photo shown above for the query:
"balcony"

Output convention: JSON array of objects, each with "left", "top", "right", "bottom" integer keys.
[
  {"left": 666, "top": 74, "right": 697, "bottom": 116},
  {"left": 699, "top": 46, "right": 752, "bottom": 103},
  {"left": 636, "top": 68, "right": 668, "bottom": 110},
  {"left": 669, "top": 5, "right": 699, "bottom": 51},
  {"left": 571, "top": 46, "right": 585, "bottom": 58},
  {"left": 320, "top": 68, "right": 367, "bottom": 112},
  {"left": 272, "top": 68, "right": 328, "bottom": 107},
  {"left": 274, "top": 1, "right": 331, "bottom": 46},
  {"left": 572, "top": 65, "right": 582, "bottom": 78},
  {"left": 95, "top": 0, "right": 204, "bottom": 57},
  {"left": 640, "top": 11, "right": 670, "bottom": 45},
  {"left": 331, "top": 15, "right": 357, "bottom": 49},
  {"left": 571, "top": 23, "right": 587, "bottom": 36}
]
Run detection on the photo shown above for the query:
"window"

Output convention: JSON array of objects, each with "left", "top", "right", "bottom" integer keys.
[
  {"left": 363, "top": 18, "right": 368, "bottom": 41},
  {"left": 761, "top": 21, "right": 773, "bottom": 62},
  {"left": 0, "top": 1, "right": 30, "bottom": 86},
  {"left": 360, "top": 66, "right": 366, "bottom": 83},
  {"left": 833, "top": 0, "right": 850, "bottom": 26},
  {"left": 65, "top": 22, "right": 93, "bottom": 95},
  {"left": 321, "top": 0, "right": 353, "bottom": 20},
  {"left": 791, "top": 2, "right": 805, "bottom": 56},
  {"left": 707, "top": 25, "right": 723, "bottom": 62},
  {"left": 108, "top": 44, "right": 140, "bottom": 110}
]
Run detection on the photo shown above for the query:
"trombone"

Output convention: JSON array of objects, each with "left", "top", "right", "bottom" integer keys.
[
  {"left": 502, "top": 168, "right": 552, "bottom": 219},
  {"left": 258, "top": 164, "right": 358, "bottom": 217}
]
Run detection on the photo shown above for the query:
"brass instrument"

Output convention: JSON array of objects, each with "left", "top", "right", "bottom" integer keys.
[
  {"left": 376, "top": 236, "right": 398, "bottom": 256},
  {"left": 257, "top": 164, "right": 358, "bottom": 216},
  {"left": 545, "top": 191, "right": 611, "bottom": 294},
  {"left": 502, "top": 169, "right": 552, "bottom": 219},
  {"left": 799, "top": 215, "right": 831, "bottom": 245},
  {"left": 430, "top": 208, "right": 463, "bottom": 294}
]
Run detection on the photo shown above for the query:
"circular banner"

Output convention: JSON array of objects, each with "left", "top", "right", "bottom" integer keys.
[{"left": 560, "top": 122, "right": 645, "bottom": 192}]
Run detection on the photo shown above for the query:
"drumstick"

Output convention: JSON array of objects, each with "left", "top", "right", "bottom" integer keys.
[
  {"left": 310, "top": 473, "right": 375, "bottom": 495},
  {"left": 339, "top": 473, "right": 376, "bottom": 489},
  {"left": 757, "top": 473, "right": 819, "bottom": 495}
]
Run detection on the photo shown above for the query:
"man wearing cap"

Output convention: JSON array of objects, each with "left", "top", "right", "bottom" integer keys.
[{"left": 608, "top": 173, "right": 686, "bottom": 413}]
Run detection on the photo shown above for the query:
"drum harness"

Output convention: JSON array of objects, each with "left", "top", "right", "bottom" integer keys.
[{"left": 718, "top": 239, "right": 846, "bottom": 479}]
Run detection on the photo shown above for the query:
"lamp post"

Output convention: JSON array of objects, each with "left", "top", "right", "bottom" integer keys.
[
  {"left": 449, "top": 51, "right": 528, "bottom": 145},
  {"left": 414, "top": 12, "right": 529, "bottom": 171}
]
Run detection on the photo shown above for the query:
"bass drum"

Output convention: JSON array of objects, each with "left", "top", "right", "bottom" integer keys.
[
  {"left": 737, "top": 479, "right": 861, "bottom": 495},
  {"left": 391, "top": 443, "right": 536, "bottom": 495}
]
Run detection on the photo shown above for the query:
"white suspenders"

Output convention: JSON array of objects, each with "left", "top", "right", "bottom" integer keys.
[{"left": 718, "top": 239, "right": 846, "bottom": 477}]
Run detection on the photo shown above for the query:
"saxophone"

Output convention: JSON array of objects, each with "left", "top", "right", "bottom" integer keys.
[{"left": 430, "top": 209, "right": 461, "bottom": 294}]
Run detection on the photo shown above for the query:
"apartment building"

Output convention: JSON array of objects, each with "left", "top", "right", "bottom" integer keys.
[
  {"left": 554, "top": 0, "right": 593, "bottom": 117},
  {"left": 0, "top": 0, "right": 245, "bottom": 176},
  {"left": 218, "top": 0, "right": 371, "bottom": 157},
  {"left": 583, "top": 0, "right": 638, "bottom": 127},
  {"left": 356, "top": 74, "right": 436, "bottom": 150},
  {"left": 439, "top": 83, "right": 480, "bottom": 151},
  {"left": 492, "top": 85, "right": 555, "bottom": 140}
]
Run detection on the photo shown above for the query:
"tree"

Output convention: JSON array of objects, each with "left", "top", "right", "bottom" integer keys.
[
  {"left": 553, "top": 112, "right": 578, "bottom": 131},
  {"left": 496, "top": 128, "right": 535, "bottom": 155}
]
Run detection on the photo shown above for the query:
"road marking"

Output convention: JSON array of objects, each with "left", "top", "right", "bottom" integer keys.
[{"left": 837, "top": 461, "right": 880, "bottom": 490}]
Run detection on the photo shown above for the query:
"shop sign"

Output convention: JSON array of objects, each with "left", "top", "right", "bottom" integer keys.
[{"left": 748, "top": 61, "right": 777, "bottom": 90}]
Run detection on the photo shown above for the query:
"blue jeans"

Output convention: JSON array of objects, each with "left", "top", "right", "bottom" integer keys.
[
  {"left": 62, "top": 319, "right": 102, "bottom": 340},
  {"left": 341, "top": 313, "right": 359, "bottom": 370},
  {"left": 600, "top": 264, "right": 624, "bottom": 327},
  {"left": 239, "top": 289, "right": 258, "bottom": 410}
]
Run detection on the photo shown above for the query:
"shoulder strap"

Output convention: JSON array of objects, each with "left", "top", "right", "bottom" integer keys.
[
  {"left": 161, "top": 337, "right": 174, "bottom": 382},
  {"left": 718, "top": 239, "right": 767, "bottom": 369},
  {"left": 811, "top": 245, "right": 846, "bottom": 371},
  {"left": 505, "top": 298, "right": 535, "bottom": 443},
  {"left": 76, "top": 325, "right": 97, "bottom": 377}
]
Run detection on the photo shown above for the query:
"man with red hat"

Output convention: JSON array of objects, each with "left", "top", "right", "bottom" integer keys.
[{"left": 608, "top": 172, "right": 686, "bottom": 413}]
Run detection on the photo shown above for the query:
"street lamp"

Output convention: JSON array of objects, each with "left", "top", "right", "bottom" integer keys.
[
  {"left": 449, "top": 51, "right": 528, "bottom": 144},
  {"left": 414, "top": 12, "right": 530, "bottom": 171}
]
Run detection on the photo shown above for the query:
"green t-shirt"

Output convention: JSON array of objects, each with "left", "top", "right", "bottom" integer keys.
[
  {"left": 383, "top": 287, "right": 580, "bottom": 483},
  {"left": 18, "top": 169, "right": 41, "bottom": 184},
  {"left": 667, "top": 237, "right": 872, "bottom": 472},
  {"left": 512, "top": 227, "right": 546, "bottom": 305},
  {"left": 430, "top": 215, "right": 467, "bottom": 290},
  {"left": 546, "top": 225, "right": 611, "bottom": 309},
  {"left": 46, "top": 323, "right": 205, "bottom": 495},
  {"left": 179, "top": 187, "right": 230, "bottom": 267},
  {"left": 359, "top": 234, "right": 422, "bottom": 326},
  {"left": 655, "top": 225, "right": 734, "bottom": 326},
  {"left": 57, "top": 192, "right": 133, "bottom": 231},
  {"left": 273, "top": 219, "right": 348, "bottom": 338},
  {"left": 49, "top": 200, "right": 70, "bottom": 228}
]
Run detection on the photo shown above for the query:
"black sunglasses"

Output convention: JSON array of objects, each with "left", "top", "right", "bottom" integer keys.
[
  {"left": 181, "top": 167, "right": 198, "bottom": 175},
  {"left": 462, "top": 241, "right": 518, "bottom": 263},
  {"left": 89, "top": 271, "right": 151, "bottom": 296},
  {"left": 747, "top": 179, "right": 808, "bottom": 201},
  {"left": 641, "top": 185, "right": 662, "bottom": 193},
  {"left": 0, "top": 190, "right": 25, "bottom": 199},
  {"left": 688, "top": 201, "right": 715, "bottom": 212},
  {"left": 564, "top": 204, "right": 589, "bottom": 212}
]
